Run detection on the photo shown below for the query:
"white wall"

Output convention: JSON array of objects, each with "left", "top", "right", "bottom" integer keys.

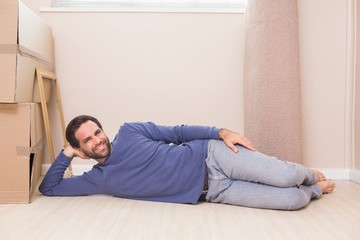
[
  {"left": 298, "top": 0, "right": 352, "bottom": 169},
  {"left": 23, "top": 0, "right": 354, "bottom": 173},
  {"left": 24, "top": 1, "right": 246, "bottom": 167}
]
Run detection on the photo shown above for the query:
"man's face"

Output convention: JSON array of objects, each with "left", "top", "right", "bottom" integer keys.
[{"left": 75, "top": 120, "right": 111, "bottom": 163}]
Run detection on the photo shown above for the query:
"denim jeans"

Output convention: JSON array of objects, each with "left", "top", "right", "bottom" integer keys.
[{"left": 205, "top": 140, "right": 322, "bottom": 210}]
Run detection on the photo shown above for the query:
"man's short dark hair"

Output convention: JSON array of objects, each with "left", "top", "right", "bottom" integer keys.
[{"left": 66, "top": 115, "right": 103, "bottom": 148}]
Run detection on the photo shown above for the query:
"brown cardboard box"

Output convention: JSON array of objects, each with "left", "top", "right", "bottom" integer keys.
[
  {"left": 0, "top": 103, "right": 44, "bottom": 203},
  {"left": 0, "top": 0, "right": 54, "bottom": 103}
]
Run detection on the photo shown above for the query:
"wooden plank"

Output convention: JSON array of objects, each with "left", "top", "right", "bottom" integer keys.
[{"left": 36, "top": 67, "right": 72, "bottom": 176}]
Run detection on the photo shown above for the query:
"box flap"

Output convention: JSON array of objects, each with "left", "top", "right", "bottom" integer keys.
[
  {"left": 29, "top": 104, "right": 44, "bottom": 201},
  {"left": 18, "top": 1, "right": 54, "bottom": 64},
  {"left": 14, "top": 54, "right": 35, "bottom": 102},
  {"left": 31, "top": 103, "right": 44, "bottom": 147}
]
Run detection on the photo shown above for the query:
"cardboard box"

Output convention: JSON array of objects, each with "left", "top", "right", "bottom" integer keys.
[
  {"left": 0, "top": 103, "right": 44, "bottom": 203},
  {"left": 0, "top": 0, "right": 54, "bottom": 103}
]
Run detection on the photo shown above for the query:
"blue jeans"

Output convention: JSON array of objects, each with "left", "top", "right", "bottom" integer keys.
[{"left": 205, "top": 140, "right": 322, "bottom": 210}]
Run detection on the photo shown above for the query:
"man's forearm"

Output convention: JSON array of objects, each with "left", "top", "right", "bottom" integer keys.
[{"left": 38, "top": 151, "right": 73, "bottom": 196}]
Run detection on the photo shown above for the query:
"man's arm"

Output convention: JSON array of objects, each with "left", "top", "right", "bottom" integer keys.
[
  {"left": 219, "top": 128, "right": 256, "bottom": 152},
  {"left": 123, "top": 122, "right": 255, "bottom": 153},
  {"left": 122, "top": 122, "right": 221, "bottom": 144},
  {"left": 39, "top": 145, "right": 102, "bottom": 196}
]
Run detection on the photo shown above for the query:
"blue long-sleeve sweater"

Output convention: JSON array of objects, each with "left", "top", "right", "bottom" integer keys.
[{"left": 39, "top": 122, "right": 221, "bottom": 204}]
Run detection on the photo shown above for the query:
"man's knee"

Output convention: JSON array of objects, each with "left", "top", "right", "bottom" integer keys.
[
  {"left": 283, "top": 189, "right": 310, "bottom": 210},
  {"left": 275, "top": 167, "right": 304, "bottom": 188}
]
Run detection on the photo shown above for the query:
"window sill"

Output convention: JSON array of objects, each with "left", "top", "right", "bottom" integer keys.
[{"left": 39, "top": 7, "right": 245, "bottom": 14}]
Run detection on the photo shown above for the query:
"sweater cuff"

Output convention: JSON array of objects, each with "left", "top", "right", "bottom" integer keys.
[
  {"left": 211, "top": 127, "right": 222, "bottom": 140},
  {"left": 57, "top": 150, "right": 74, "bottom": 165}
]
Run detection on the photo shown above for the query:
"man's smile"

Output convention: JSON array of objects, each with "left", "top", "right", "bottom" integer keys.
[{"left": 94, "top": 141, "right": 108, "bottom": 152}]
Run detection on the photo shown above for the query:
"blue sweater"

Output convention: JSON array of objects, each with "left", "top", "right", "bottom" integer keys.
[{"left": 39, "top": 122, "right": 221, "bottom": 204}]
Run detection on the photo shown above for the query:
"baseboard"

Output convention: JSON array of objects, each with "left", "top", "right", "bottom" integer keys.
[
  {"left": 318, "top": 168, "right": 351, "bottom": 180},
  {"left": 350, "top": 169, "right": 360, "bottom": 184},
  {"left": 42, "top": 163, "right": 94, "bottom": 176},
  {"left": 42, "top": 164, "right": 356, "bottom": 181}
]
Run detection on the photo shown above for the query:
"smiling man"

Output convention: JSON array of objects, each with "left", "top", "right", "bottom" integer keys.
[
  {"left": 66, "top": 117, "right": 111, "bottom": 164},
  {"left": 39, "top": 115, "right": 335, "bottom": 210}
]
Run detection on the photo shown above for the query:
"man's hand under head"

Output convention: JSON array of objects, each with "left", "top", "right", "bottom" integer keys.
[
  {"left": 219, "top": 128, "right": 256, "bottom": 153},
  {"left": 63, "top": 145, "right": 90, "bottom": 159}
]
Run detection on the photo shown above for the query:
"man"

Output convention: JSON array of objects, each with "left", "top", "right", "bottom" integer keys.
[{"left": 39, "top": 115, "right": 335, "bottom": 210}]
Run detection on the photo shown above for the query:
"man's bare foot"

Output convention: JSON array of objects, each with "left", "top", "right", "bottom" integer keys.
[
  {"left": 314, "top": 170, "right": 327, "bottom": 182},
  {"left": 317, "top": 181, "right": 336, "bottom": 194}
]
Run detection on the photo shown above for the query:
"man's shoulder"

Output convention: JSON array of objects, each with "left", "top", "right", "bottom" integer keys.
[{"left": 120, "top": 121, "right": 156, "bottom": 129}]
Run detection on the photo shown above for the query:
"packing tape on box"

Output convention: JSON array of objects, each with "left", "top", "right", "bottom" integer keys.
[
  {"left": 16, "top": 138, "right": 44, "bottom": 157},
  {"left": 16, "top": 146, "right": 34, "bottom": 156},
  {"left": 0, "top": 44, "right": 54, "bottom": 69},
  {"left": 32, "top": 138, "right": 44, "bottom": 153}
]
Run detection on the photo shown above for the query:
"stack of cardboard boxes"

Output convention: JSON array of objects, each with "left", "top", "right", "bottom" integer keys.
[{"left": 0, "top": 0, "right": 54, "bottom": 203}]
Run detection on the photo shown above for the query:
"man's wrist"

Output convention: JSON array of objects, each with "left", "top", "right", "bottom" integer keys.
[
  {"left": 219, "top": 128, "right": 226, "bottom": 140},
  {"left": 62, "top": 146, "right": 76, "bottom": 158}
]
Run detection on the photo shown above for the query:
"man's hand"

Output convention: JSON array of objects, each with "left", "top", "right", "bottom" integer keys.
[
  {"left": 219, "top": 128, "right": 256, "bottom": 153},
  {"left": 63, "top": 145, "right": 89, "bottom": 159}
]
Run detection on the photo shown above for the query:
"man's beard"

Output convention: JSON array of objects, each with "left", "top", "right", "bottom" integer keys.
[{"left": 82, "top": 137, "right": 111, "bottom": 160}]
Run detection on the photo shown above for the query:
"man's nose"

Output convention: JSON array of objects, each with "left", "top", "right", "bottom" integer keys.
[{"left": 94, "top": 136, "right": 102, "bottom": 144}]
